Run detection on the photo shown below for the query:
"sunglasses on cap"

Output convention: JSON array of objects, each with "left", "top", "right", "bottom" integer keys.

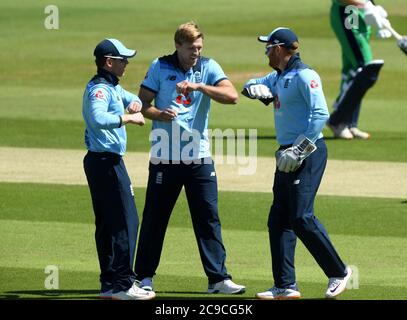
[
  {"left": 104, "top": 55, "right": 128, "bottom": 63},
  {"left": 265, "top": 43, "right": 286, "bottom": 55}
]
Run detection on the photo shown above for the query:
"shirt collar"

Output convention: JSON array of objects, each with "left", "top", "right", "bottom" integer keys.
[
  {"left": 170, "top": 51, "right": 201, "bottom": 74},
  {"left": 96, "top": 68, "right": 119, "bottom": 86},
  {"left": 276, "top": 53, "right": 302, "bottom": 75}
]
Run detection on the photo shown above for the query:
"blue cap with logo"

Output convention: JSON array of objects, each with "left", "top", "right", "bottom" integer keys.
[
  {"left": 94, "top": 38, "right": 136, "bottom": 59},
  {"left": 258, "top": 27, "right": 298, "bottom": 48}
]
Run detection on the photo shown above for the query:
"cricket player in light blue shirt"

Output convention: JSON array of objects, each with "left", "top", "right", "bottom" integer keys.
[
  {"left": 82, "top": 38, "right": 155, "bottom": 300},
  {"left": 243, "top": 28, "right": 352, "bottom": 300},
  {"left": 82, "top": 39, "right": 143, "bottom": 156},
  {"left": 131, "top": 21, "right": 246, "bottom": 295}
]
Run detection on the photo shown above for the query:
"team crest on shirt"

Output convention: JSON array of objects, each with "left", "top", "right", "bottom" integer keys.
[
  {"left": 176, "top": 94, "right": 192, "bottom": 107},
  {"left": 95, "top": 90, "right": 105, "bottom": 99},
  {"left": 194, "top": 71, "right": 202, "bottom": 83},
  {"left": 310, "top": 80, "right": 319, "bottom": 88}
]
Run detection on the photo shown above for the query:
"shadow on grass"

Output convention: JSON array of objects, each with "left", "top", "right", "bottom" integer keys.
[
  {"left": 1, "top": 290, "right": 100, "bottom": 300},
  {"left": 153, "top": 291, "right": 254, "bottom": 300},
  {"left": 1, "top": 290, "right": 257, "bottom": 300}
]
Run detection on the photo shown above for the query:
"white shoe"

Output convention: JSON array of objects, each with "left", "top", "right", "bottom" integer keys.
[
  {"left": 325, "top": 266, "right": 353, "bottom": 299},
  {"left": 349, "top": 127, "right": 371, "bottom": 140},
  {"left": 328, "top": 123, "right": 354, "bottom": 140},
  {"left": 207, "top": 279, "right": 246, "bottom": 294},
  {"left": 255, "top": 286, "right": 301, "bottom": 300},
  {"left": 98, "top": 289, "right": 113, "bottom": 299},
  {"left": 140, "top": 277, "right": 153, "bottom": 291},
  {"left": 112, "top": 281, "right": 156, "bottom": 300}
]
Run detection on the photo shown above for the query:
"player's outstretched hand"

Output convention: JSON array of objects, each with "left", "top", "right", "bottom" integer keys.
[{"left": 244, "top": 84, "right": 273, "bottom": 99}]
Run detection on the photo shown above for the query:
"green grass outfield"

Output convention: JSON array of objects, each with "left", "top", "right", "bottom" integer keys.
[
  {"left": 1, "top": 182, "right": 407, "bottom": 300},
  {"left": 0, "top": 0, "right": 407, "bottom": 300}
]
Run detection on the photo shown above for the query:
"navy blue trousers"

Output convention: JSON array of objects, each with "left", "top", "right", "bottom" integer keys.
[
  {"left": 268, "top": 139, "right": 346, "bottom": 288},
  {"left": 135, "top": 158, "right": 230, "bottom": 284},
  {"left": 83, "top": 151, "right": 138, "bottom": 293}
]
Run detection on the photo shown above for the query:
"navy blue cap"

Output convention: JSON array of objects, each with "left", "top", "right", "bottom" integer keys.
[
  {"left": 94, "top": 38, "right": 136, "bottom": 58},
  {"left": 258, "top": 27, "right": 298, "bottom": 48}
]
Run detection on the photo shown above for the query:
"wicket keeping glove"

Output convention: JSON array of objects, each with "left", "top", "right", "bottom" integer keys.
[
  {"left": 242, "top": 84, "right": 274, "bottom": 106},
  {"left": 277, "top": 135, "right": 317, "bottom": 173}
]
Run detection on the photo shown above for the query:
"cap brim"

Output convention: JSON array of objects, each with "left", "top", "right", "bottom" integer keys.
[
  {"left": 119, "top": 49, "right": 137, "bottom": 58},
  {"left": 258, "top": 36, "right": 269, "bottom": 43},
  {"left": 106, "top": 39, "right": 137, "bottom": 58}
]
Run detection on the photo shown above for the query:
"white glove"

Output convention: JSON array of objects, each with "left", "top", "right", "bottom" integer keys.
[
  {"left": 377, "top": 27, "right": 392, "bottom": 39},
  {"left": 375, "top": 5, "right": 388, "bottom": 19},
  {"left": 247, "top": 84, "right": 273, "bottom": 99},
  {"left": 277, "top": 135, "right": 317, "bottom": 173},
  {"left": 277, "top": 148, "right": 301, "bottom": 173},
  {"left": 364, "top": 1, "right": 385, "bottom": 29}
]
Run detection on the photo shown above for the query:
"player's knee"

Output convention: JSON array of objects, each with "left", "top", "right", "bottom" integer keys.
[
  {"left": 267, "top": 205, "right": 282, "bottom": 230},
  {"left": 290, "top": 216, "right": 315, "bottom": 236}
]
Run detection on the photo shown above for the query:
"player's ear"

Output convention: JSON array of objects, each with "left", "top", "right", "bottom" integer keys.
[
  {"left": 175, "top": 41, "right": 181, "bottom": 51},
  {"left": 105, "top": 57, "right": 114, "bottom": 68}
]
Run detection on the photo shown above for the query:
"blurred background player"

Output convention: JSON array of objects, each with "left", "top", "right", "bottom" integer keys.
[{"left": 327, "top": 0, "right": 391, "bottom": 139}]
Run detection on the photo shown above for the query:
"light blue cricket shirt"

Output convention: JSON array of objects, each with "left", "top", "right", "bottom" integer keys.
[
  {"left": 82, "top": 69, "right": 141, "bottom": 156},
  {"left": 245, "top": 54, "right": 329, "bottom": 146},
  {"left": 141, "top": 52, "right": 228, "bottom": 161}
]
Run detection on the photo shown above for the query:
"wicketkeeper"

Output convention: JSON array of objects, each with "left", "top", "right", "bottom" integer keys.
[{"left": 243, "top": 27, "right": 352, "bottom": 299}]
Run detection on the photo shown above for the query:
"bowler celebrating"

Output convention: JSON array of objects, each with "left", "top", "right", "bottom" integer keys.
[{"left": 132, "top": 21, "right": 245, "bottom": 295}]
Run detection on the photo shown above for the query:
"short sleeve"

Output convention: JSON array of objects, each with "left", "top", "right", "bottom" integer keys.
[
  {"left": 207, "top": 59, "right": 228, "bottom": 86},
  {"left": 141, "top": 59, "right": 160, "bottom": 93}
]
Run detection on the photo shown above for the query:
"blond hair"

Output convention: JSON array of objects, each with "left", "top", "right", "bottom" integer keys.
[{"left": 174, "top": 21, "right": 203, "bottom": 44}]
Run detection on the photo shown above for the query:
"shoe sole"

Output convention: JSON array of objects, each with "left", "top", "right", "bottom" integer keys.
[
  {"left": 325, "top": 267, "right": 353, "bottom": 299},
  {"left": 111, "top": 294, "right": 156, "bottom": 301},
  {"left": 207, "top": 288, "right": 246, "bottom": 294},
  {"left": 255, "top": 294, "right": 301, "bottom": 300},
  {"left": 352, "top": 134, "right": 370, "bottom": 140},
  {"left": 111, "top": 292, "right": 156, "bottom": 301}
]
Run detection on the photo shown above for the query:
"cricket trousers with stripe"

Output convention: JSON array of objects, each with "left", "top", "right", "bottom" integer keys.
[
  {"left": 135, "top": 158, "right": 231, "bottom": 284},
  {"left": 268, "top": 139, "right": 347, "bottom": 288},
  {"left": 84, "top": 151, "right": 139, "bottom": 293}
]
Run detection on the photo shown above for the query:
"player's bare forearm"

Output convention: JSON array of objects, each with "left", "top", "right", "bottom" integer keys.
[
  {"left": 121, "top": 113, "right": 145, "bottom": 126},
  {"left": 176, "top": 79, "right": 238, "bottom": 105},
  {"left": 198, "top": 83, "right": 239, "bottom": 104},
  {"left": 141, "top": 104, "right": 161, "bottom": 120},
  {"left": 141, "top": 105, "right": 177, "bottom": 122},
  {"left": 138, "top": 86, "right": 175, "bottom": 121}
]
